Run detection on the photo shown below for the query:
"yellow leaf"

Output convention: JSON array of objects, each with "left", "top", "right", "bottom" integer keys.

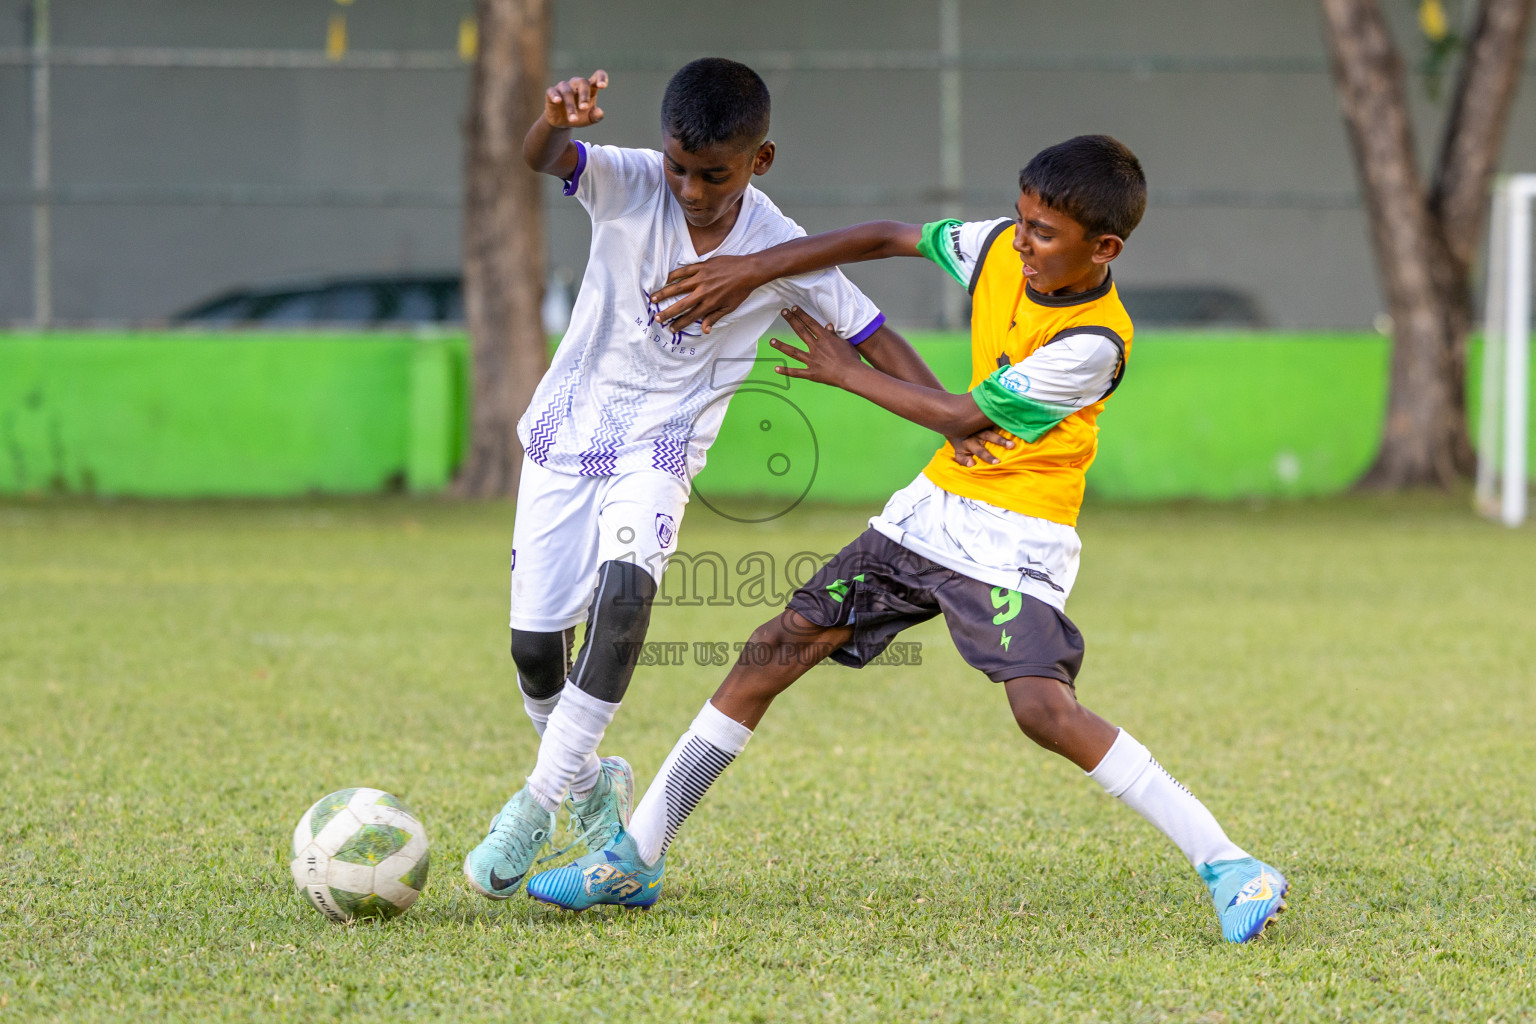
[
  {"left": 1419, "top": 0, "right": 1448, "bottom": 42},
  {"left": 458, "top": 16, "right": 478, "bottom": 63},
  {"left": 326, "top": 14, "right": 347, "bottom": 61}
]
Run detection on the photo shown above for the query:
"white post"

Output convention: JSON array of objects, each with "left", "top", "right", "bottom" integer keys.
[
  {"left": 1501, "top": 177, "right": 1535, "bottom": 528},
  {"left": 938, "top": 0, "right": 963, "bottom": 330},
  {"left": 30, "top": 0, "right": 52, "bottom": 329},
  {"left": 1475, "top": 184, "right": 1507, "bottom": 516}
]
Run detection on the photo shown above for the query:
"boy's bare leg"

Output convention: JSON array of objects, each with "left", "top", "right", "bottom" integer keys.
[
  {"left": 623, "top": 611, "right": 853, "bottom": 865},
  {"left": 1005, "top": 674, "right": 1251, "bottom": 870},
  {"left": 1003, "top": 676, "right": 1119, "bottom": 770},
  {"left": 711, "top": 610, "right": 855, "bottom": 728},
  {"left": 1000, "top": 676, "right": 1287, "bottom": 942}
]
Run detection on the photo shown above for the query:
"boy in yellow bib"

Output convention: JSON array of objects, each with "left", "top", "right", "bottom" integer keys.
[{"left": 525, "top": 136, "right": 1288, "bottom": 944}]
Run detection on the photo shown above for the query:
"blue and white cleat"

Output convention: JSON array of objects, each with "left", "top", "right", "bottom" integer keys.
[
  {"left": 1198, "top": 857, "right": 1289, "bottom": 943},
  {"left": 525, "top": 827, "right": 663, "bottom": 911},
  {"left": 462, "top": 787, "right": 555, "bottom": 899}
]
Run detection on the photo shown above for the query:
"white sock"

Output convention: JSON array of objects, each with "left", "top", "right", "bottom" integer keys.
[
  {"left": 1087, "top": 728, "right": 1248, "bottom": 868},
  {"left": 526, "top": 683, "right": 617, "bottom": 812},
  {"left": 519, "top": 679, "right": 561, "bottom": 736},
  {"left": 628, "top": 700, "right": 753, "bottom": 866},
  {"left": 519, "top": 682, "right": 602, "bottom": 799}
]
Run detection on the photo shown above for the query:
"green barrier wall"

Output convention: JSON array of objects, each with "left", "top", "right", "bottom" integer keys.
[
  {"left": 0, "top": 330, "right": 1522, "bottom": 501},
  {"left": 0, "top": 332, "right": 465, "bottom": 496},
  {"left": 696, "top": 332, "right": 1517, "bottom": 505}
]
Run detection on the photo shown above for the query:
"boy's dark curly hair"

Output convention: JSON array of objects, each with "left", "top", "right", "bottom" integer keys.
[
  {"left": 661, "top": 58, "right": 771, "bottom": 152},
  {"left": 1020, "top": 135, "right": 1147, "bottom": 239}
]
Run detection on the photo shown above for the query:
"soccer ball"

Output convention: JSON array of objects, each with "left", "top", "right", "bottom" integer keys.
[{"left": 289, "top": 787, "right": 430, "bottom": 923}]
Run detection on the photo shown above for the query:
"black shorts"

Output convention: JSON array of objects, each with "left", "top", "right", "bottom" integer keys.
[{"left": 786, "top": 529, "right": 1085, "bottom": 685}]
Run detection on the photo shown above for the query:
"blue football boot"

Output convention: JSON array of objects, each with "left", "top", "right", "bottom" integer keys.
[
  {"left": 462, "top": 786, "right": 555, "bottom": 899},
  {"left": 525, "top": 827, "right": 663, "bottom": 911},
  {"left": 1198, "top": 857, "right": 1288, "bottom": 943}
]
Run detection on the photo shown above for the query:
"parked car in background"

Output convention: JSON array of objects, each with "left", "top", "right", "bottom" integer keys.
[
  {"left": 173, "top": 275, "right": 465, "bottom": 326},
  {"left": 1116, "top": 285, "right": 1265, "bottom": 328},
  {"left": 173, "top": 272, "right": 581, "bottom": 333}
]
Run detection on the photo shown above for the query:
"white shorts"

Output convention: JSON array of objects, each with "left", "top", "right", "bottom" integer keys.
[
  {"left": 869, "top": 473, "right": 1081, "bottom": 612},
  {"left": 509, "top": 456, "right": 691, "bottom": 633}
]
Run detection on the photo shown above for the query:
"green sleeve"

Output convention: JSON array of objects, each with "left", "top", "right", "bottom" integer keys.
[
  {"left": 971, "top": 368, "right": 1079, "bottom": 442},
  {"left": 915, "top": 219, "right": 967, "bottom": 287}
]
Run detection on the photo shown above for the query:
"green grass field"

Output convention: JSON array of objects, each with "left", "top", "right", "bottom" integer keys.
[{"left": 3, "top": 495, "right": 1534, "bottom": 1022}]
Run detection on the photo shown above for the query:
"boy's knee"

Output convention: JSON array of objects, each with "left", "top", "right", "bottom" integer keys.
[
  {"left": 753, "top": 610, "right": 841, "bottom": 660},
  {"left": 1005, "top": 676, "right": 1080, "bottom": 743},
  {"left": 511, "top": 628, "right": 573, "bottom": 700}
]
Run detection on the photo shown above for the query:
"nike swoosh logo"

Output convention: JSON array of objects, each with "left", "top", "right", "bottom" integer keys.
[{"left": 488, "top": 869, "right": 522, "bottom": 891}]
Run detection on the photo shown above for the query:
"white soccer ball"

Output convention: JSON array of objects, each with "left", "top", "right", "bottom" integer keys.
[{"left": 289, "top": 787, "right": 430, "bottom": 923}]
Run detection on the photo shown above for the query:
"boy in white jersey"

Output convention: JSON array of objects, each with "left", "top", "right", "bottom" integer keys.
[{"left": 464, "top": 58, "right": 991, "bottom": 898}]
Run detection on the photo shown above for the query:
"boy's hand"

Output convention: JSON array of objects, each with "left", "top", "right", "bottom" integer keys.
[
  {"left": 948, "top": 428, "right": 1014, "bottom": 466},
  {"left": 650, "top": 255, "right": 760, "bottom": 333},
  {"left": 769, "top": 306, "right": 863, "bottom": 389},
  {"left": 544, "top": 70, "right": 608, "bottom": 128}
]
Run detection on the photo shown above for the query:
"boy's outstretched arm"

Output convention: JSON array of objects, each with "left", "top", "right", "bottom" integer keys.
[
  {"left": 652, "top": 221, "right": 924, "bottom": 332},
  {"left": 775, "top": 306, "right": 1123, "bottom": 447},
  {"left": 772, "top": 308, "right": 990, "bottom": 438},
  {"left": 523, "top": 69, "right": 609, "bottom": 179},
  {"left": 856, "top": 323, "right": 1012, "bottom": 465},
  {"left": 855, "top": 322, "right": 943, "bottom": 390}
]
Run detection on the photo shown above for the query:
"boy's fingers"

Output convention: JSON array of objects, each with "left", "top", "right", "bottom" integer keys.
[
  {"left": 654, "top": 269, "right": 698, "bottom": 298},
  {"left": 976, "top": 428, "right": 1014, "bottom": 449},
  {"left": 591, "top": 69, "right": 609, "bottom": 89},
  {"left": 702, "top": 311, "right": 726, "bottom": 332},
  {"left": 785, "top": 308, "right": 841, "bottom": 346},
  {"left": 555, "top": 82, "right": 578, "bottom": 121},
  {"left": 589, "top": 106, "right": 604, "bottom": 123},
  {"left": 573, "top": 78, "right": 591, "bottom": 108},
  {"left": 768, "top": 337, "right": 810, "bottom": 363},
  {"left": 655, "top": 298, "right": 698, "bottom": 325},
  {"left": 666, "top": 298, "right": 725, "bottom": 326},
  {"left": 782, "top": 307, "right": 817, "bottom": 341},
  {"left": 951, "top": 435, "right": 999, "bottom": 465},
  {"left": 660, "top": 265, "right": 698, "bottom": 288}
]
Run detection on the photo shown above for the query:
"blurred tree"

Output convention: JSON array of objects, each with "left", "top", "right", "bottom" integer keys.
[
  {"left": 1319, "top": 0, "right": 1533, "bottom": 488},
  {"left": 458, "top": 0, "right": 549, "bottom": 497}
]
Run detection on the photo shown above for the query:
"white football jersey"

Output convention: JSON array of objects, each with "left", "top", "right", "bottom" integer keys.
[{"left": 518, "top": 142, "right": 885, "bottom": 481}]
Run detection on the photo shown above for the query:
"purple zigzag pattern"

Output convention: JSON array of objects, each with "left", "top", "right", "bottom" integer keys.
[
  {"left": 649, "top": 388, "right": 715, "bottom": 479},
  {"left": 650, "top": 436, "right": 688, "bottom": 479},
  {"left": 523, "top": 368, "right": 582, "bottom": 464},
  {"left": 524, "top": 323, "right": 609, "bottom": 464},
  {"left": 578, "top": 386, "right": 646, "bottom": 476}
]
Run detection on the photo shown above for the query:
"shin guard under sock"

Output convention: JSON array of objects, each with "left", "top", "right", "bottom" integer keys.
[
  {"left": 1087, "top": 728, "right": 1247, "bottom": 868},
  {"left": 628, "top": 700, "right": 753, "bottom": 866}
]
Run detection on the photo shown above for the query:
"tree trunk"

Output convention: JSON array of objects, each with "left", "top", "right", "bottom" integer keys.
[
  {"left": 1320, "top": 0, "right": 1534, "bottom": 489},
  {"left": 456, "top": 0, "right": 549, "bottom": 498},
  {"left": 1320, "top": 0, "right": 1469, "bottom": 487},
  {"left": 1429, "top": 0, "right": 1536, "bottom": 269}
]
